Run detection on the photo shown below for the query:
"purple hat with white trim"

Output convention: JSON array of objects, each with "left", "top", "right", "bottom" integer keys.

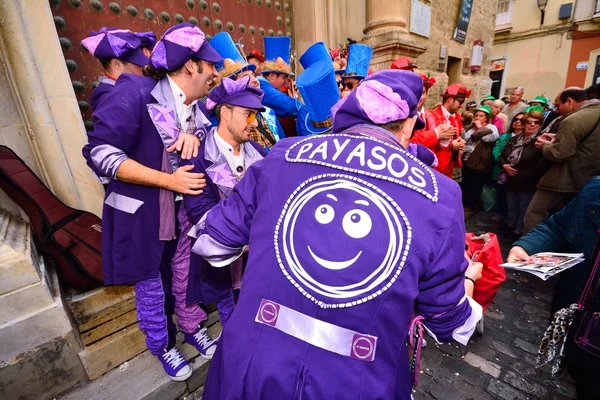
[
  {"left": 206, "top": 75, "right": 266, "bottom": 112},
  {"left": 137, "top": 31, "right": 157, "bottom": 50},
  {"left": 150, "top": 23, "right": 222, "bottom": 71},
  {"left": 331, "top": 70, "right": 425, "bottom": 134},
  {"left": 82, "top": 28, "right": 149, "bottom": 66}
]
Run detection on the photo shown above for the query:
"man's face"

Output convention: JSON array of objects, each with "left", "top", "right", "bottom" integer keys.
[
  {"left": 248, "top": 58, "right": 263, "bottom": 75},
  {"left": 194, "top": 60, "right": 218, "bottom": 98},
  {"left": 341, "top": 77, "right": 361, "bottom": 98},
  {"left": 225, "top": 106, "right": 259, "bottom": 144},
  {"left": 555, "top": 95, "right": 566, "bottom": 115},
  {"left": 446, "top": 97, "right": 464, "bottom": 114},
  {"left": 236, "top": 70, "right": 260, "bottom": 88},
  {"left": 482, "top": 100, "right": 493, "bottom": 108},
  {"left": 510, "top": 88, "right": 523, "bottom": 104},
  {"left": 417, "top": 87, "right": 428, "bottom": 110},
  {"left": 267, "top": 73, "right": 287, "bottom": 90}
]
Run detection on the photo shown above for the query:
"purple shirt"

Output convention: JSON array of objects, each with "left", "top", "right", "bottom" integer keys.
[{"left": 192, "top": 127, "right": 481, "bottom": 399}]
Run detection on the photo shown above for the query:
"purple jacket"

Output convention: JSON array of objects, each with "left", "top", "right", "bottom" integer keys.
[
  {"left": 86, "top": 74, "right": 209, "bottom": 285},
  {"left": 192, "top": 126, "right": 481, "bottom": 399},
  {"left": 90, "top": 77, "right": 116, "bottom": 111},
  {"left": 182, "top": 129, "right": 265, "bottom": 305}
]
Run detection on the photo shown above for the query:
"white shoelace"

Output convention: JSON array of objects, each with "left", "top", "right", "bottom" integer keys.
[
  {"left": 163, "top": 348, "right": 185, "bottom": 368},
  {"left": 193, "top": 328, "right": 213, "bottom": 348}
]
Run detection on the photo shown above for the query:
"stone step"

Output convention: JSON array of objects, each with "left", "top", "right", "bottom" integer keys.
[
  {"left": 0, "top": 209, "right": 42, "bottom": 295},
  {"left": 62, "top": 343, "right": 211, "bottom": 400},
  {"left": 0, "top": 279, "right": 54, "bottom": 325}
]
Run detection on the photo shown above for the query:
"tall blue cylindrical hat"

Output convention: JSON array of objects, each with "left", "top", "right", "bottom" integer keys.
[
  {"left": 342, "top": 44, "right": 373, "bottom": 80},
  {"left": 297, "top": 60, "right": 341, "bottom": 134},
  {"left": 264, "top": 36, "right": 291, "bottom": 63},
  {"left": 299, "top": 42, "right": 331, "bottom": 70},
  {"left": 262, "top": 36, "right": 292, "bottom": 75},
  {"left": 209, "top": 32, "right": 256, "bottom": 76}
]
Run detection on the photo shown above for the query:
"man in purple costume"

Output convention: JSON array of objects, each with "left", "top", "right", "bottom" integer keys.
[
  {"left": 81, "top": 28, "right": 149, "bottom": 111},
  {"left": 137, "top": 31, "right": 157, "bottom": 57},
  {"left": 182, "top": 75, "right": 266, "bottom": 328},
  {"left": 85, "top": 23, "right": 223, "bottom": 381},
  {"left": 189, "top": 70, "right": 483, "bottom": 399}
]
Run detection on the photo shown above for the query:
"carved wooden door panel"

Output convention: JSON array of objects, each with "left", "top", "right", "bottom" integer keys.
[{"left": 49, "top": 0, "right": 293, "bottom": 128}]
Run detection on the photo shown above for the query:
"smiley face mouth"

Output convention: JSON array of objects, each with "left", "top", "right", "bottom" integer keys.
[{"left": 307, "top": 246, "right": 362, "bottom": 270}]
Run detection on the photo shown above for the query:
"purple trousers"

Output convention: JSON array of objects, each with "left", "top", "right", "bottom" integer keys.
[{"left": 135, "top": 203, "right": 235, "bottom": 354}]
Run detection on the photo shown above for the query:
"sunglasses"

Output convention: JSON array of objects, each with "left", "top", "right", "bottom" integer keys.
[
  {"left": 341, "top": 81, "right": 356, "bottom": 91},
  {"left": 231, "top": 108, "right": 257, "bottom": 124},
  {"left": 455, "top": 98, "right": 465, "bottom": 105},
  {"left": 514, "top": 118, "right": 523, "bottom": 123},
  {"left": 525, "top": 119, "right": 541, "bottom": 125}
]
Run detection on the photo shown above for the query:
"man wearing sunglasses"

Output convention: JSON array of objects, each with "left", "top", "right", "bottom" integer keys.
[
  {"left": 427, "top": 83, "right": 471, "bottom": 178},
  {"left": 182, "top": 75, "right": 267, "bottom": 328}
]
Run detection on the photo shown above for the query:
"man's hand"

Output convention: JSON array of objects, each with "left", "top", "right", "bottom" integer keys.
[
  {"left": 465, "top": 260, "right": 484, "bottom": 281},
  {"left": 452, "top": 137, "right": 466, "bottom": 150},
  {"left": 436, "top": 124, "right": 456, "bottom": 141},
  {"left": 167, "top": 133, "right": 200, "bottom": 160},
  {"left": 507, "top": 246, "right": 530, "bottom": 263},
  {"left": 167, "top": 164, "right": 206, "bottom": 195},
  {"left": 474, "top": 119, "right": 484, "bottom": 129},
  {"left": 503, "top": 164, "right": 518, "bottom": 176},
  {"left": 535, "top": 133, "right": 556, "bottom": 150}
]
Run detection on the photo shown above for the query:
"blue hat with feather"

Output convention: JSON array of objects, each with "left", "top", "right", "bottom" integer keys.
[
  {"left": 342, "top": 43, "right": 373, "bottom": 81},
  {"left": 209, "top": 32, "right": 256, "bottom": 82}
]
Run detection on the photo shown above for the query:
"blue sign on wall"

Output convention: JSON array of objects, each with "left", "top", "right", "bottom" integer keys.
[{"left": 452, "top": 0, "right": 473, "bottom": 43}]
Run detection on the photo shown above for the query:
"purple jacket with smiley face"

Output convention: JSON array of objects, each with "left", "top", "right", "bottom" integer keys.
[{"left": 192, "top": 126, "right": 481, "bottom": 399}]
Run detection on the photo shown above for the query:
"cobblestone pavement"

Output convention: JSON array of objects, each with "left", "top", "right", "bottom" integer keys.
[{"left": 413, "top": 211, "right": 577, "bottom": 400}]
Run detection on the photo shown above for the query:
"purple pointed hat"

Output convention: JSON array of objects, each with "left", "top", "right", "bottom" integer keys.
[
  {"left": 82, "top": 28, "right": 148, "bottom": 66},
  {"left": 137, "top": 31, "right": 157, "bottom": 50},
  {"left": 331, "top": 70, "right": 425, "bottom": 134},
  {"left": 206, "top": 75, "right": 265, "bottom": 112},
  {"left": 150, "top": 23, "right": 222, "bottom": 71}
]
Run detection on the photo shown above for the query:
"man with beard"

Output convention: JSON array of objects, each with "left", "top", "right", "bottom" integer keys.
[
  {"left": 84, "top": 23, "right": 221, "bottom": 381},
  {"left": 427, "top": 83, "right": 471, "bottom": 178},
  {"left": 183, "top": 76, "right": 267, "bottom": 328}
]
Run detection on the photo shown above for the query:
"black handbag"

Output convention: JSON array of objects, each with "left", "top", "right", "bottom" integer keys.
[{"left": 564, "top": 232, "right": 600, "bottom": 369}]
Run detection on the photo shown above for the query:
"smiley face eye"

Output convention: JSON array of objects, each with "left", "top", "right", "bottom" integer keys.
[
  {"left": 315, "top": 204, "right": 335, "bottom": 224},
  {"left": 342, "top": 209, "right": 372, "bottom": 239}
]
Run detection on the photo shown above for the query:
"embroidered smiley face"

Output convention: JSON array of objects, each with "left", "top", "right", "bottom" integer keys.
[{"left": 275, "top": 175, "right": 411, "bottom": 308}]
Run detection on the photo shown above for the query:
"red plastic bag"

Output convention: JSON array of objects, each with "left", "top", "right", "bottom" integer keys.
[{"left": 465, "top": 233, "right": 506, "bottom": 311}]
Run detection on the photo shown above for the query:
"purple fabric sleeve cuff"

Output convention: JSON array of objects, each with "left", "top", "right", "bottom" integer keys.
[
  {"left": 423, "top": 296, "right": 482, "bottom": 345},
  {"left": 192, "top": 233, "right": 244, "bottom": 267},
  {"left": 90, "top": 144, "right": 128, "bottom": 179}
]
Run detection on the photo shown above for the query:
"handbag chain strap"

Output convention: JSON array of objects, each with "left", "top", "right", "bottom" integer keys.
[{"left": 577, "top": 230, "right": 600, "bottom": 310}]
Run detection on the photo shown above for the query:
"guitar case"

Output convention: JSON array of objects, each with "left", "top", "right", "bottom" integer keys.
[{"left": 0, "top": 145, "right": 103, "bottom": 291}]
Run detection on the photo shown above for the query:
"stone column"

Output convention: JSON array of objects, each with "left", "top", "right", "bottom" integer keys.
[
  {"left": 0, "top": 0, "right": 103, "bottom": 216},
  {"left": 361, "top": 0, "right": 426, "bottom": 71},
  {"left": 364, "top": 0, "right": 410, "bottom": 34}
]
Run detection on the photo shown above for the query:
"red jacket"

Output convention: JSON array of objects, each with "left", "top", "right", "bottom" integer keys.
[
  {"left": 411, "top": 109, "right": 439, "bottom": 150},
  {"left": 416, "top": 105, "right": 463, "bottom": 178}
]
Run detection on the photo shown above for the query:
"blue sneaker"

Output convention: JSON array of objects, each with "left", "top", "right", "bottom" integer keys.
[
  {"left": 158, "top": 347, "right": 192, "bottom": 381},
  {"left": 184, "top": 326, "right": 217, "bottom": 360}
]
